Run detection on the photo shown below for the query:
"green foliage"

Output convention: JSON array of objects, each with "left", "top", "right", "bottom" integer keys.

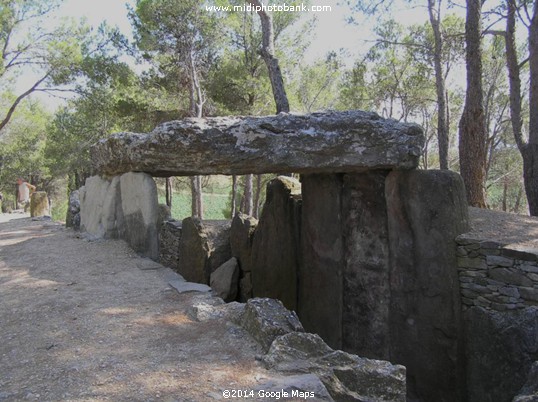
[
  {"left": 0, "top": 97, "right": 51, "bottom": 198},
  {"left": 292, "top": 51, "right": 343, "bottom": 113}
]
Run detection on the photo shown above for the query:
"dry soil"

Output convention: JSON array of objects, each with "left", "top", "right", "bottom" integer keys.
[{"left": 0, "top": 215, "right": 270, "bottom": 402}]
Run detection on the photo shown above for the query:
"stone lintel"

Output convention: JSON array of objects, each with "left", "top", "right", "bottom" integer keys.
[{"left": 91, "top": 111, "right": 424, "bottom": 177}]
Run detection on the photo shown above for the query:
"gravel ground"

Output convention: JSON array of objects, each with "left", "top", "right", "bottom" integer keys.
[{"left": 0, "top": 215, "right": 269, "bottom": 402}]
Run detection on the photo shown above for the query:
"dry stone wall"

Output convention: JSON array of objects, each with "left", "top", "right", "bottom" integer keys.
[
  {"left": 159, "top": 220, "right": 182, "bottom": 269},
  {"left": 457, "top": 236, "right": 538, "bottom": 311}
]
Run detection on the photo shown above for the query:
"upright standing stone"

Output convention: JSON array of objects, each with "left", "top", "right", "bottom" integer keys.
[
  {"left": 30, "top": 191, "right": 50, "bottom": 217},
  {"left": 341, "top": 171, "right": 391, "bottom": 360},
  {"left": 230, "top": 213, "right": 258, "bottom": 274},
  {"left": 385, "top": 170, "right": 469, "bottom": 402},
  {"left": 66, "top": 190, "right": 80, "bottom": 229},
  {"left": 251, "top": 177, "right": 301, "bottom": 311},
  {"left": 120, "top": 172, "right": 159, "bottom": 260},
  {"left": 80, "top": 175, "right": 123, "bottom": 239},
  {"left": 231, "top": 213, "right": 258, "bottom": 302},
  {"left": 465, "top": 306, "right": 538, "bottom": 402},
  {"left": 299, "top": 174, "right": 343, "bottom": 349},
  {"left": 177, "top": 218, "right": 231, "bottom": 284},
  {"left": 177, "top": 217, "right": 209, "bottom": 283}
]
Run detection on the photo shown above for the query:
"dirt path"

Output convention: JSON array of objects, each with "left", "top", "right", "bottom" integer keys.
[{"left": 0, "top": 215, "right": 268, "bottom": 402}]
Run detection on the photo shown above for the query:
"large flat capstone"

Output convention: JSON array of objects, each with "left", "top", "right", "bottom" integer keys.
[{"left": 90, "top": 111, "right": 424, "bottom": 177}]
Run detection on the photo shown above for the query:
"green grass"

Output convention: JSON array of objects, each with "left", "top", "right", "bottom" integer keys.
[
  {"left": 158, "top": 192, "right": 230, "bottom": 221},
  {"left": 51, "top": 199, "right": 68, "bottom": 222}
]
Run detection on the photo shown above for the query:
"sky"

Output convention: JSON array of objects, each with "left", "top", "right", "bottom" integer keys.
[
  {"left": 53, "top": 0, "right": 443, "bottom": 63},
  {"left": 17, "top": 0, "right": 469, "bottom": 110}
]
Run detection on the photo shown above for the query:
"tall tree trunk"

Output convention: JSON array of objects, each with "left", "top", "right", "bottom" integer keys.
[
  {"left": 253, "top": 174, "right": 262, "bottom": 219},
  {"left": 191, "top": 176, "right": 203, "bottom": 218},
  {"left": 244, "top": 174, "right": 254, "bottom": 216},
  {"left": 502, "top": 179, "right": 508, "bottom": 212},
  {"left": 249, "top": 0, "right": 290, "bottom": 113},
  {"left": 231, "top": 175, "right": 238, "bottom": 218},
  {"left": 428, "top": 0, "right": 450, "bottom": 170},
  {"left": 165, "top": 177, "right": 173, "bottom": 208},
  {"left": 188, "top": 49, "right": 204, "bottom": 218},
  {"left": 526, "top": 1, "right": 538, "bottom": 215},
  {"left": 458, "top": 0, "right": 487, "bottom": 207},
  {"left": 504, "top": 0, "right": 538, "bottom": 215},
  {"left": 514, "top": 186, "right": 523, "bottom": 213}
]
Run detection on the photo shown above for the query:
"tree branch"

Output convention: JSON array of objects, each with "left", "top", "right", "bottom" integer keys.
[{"left": 0, "top": 74, "right": 49, "bottom": 132}]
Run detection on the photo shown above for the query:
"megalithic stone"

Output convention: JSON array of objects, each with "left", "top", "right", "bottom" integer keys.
[
  {"left": 90, "top": 110, "right": 424, "bottom": 177},
  {"left": 30, "top": 191, "right": 50, "bottom": 217}
]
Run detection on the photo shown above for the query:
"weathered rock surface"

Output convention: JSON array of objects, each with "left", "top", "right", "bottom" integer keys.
[
  {"left": 189, "top": 300, "right": 245, "bottom": 323},
  {"left": 385, "top": 170, "right": 469, "bottom": 402},
  {"left": 240, "top": 298, "right": 304, "bottom": 352},
  {"left": 254, "top": 374, "right": 334, "bottom": 401},
  {"left": 120, "top": 172, "right": 159, "bottom": 260},
  {"left": 230, "top": 213, "right": 258, "bottom": 273},
  {"left": 465, "top": 306, "right": 538, "bottom": 402},
  {"left": 80, "top": 176, "right": 123, "bottom": 239},
  {"left": 210, "top": 257, "right": 240, "bottom": 302},
  {"left": 65, "top": 190, "right": 80, "bottom": 230},
  {"left": 157, "top": 204, "right": 171, "bottom": 232},
  {"left": 239, "top": 272, "right": 253, "bottom": 302},
  {"left": 299, "top": 174, "right": 343, "bottom": 349},
  {"left": 177, "top": 218, "right": 209, "bottom": 284},
  {"left": 342, "top": 171, "right": 391, "bottom": 360},
  {"left": 159, "top": 220, "right": 182, "bottom": 270},
  {"left": 177, "top": 218, "right": 231, "bottom": 284},
  {"left": 263, "top": 332, "right": 406, "bottom": 402},
  {"left": 91, "top": 111, "right": 424, "bottom": 177},
  {"left": 30, "top": 191, "right": 50, "bottom": 217},
  {"left": 513, "top": 361, "right": 538, "bottom": 402},
  {"left": 251, "top": 176, "right": 301, "bottom": 311},
  {"left": 230, "top": 212, "right": 257, "bottom": 302}
]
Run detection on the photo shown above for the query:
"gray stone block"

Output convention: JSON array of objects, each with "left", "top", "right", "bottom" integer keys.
[
  {"left": 490, "top": 268, "right": 533, "bottom": 287},
  {"left": 487, "top": 255, "right": 515, "bottom": 268},
  {"left": 120, "top": 172, "right": 159, "bottom": 260},
  {"left": 240, "top": 298, "right": 304, "bottom": 352},
  {"left": 230, "top": 213, "right": 258, "bottom": 273},
  {"left": 520, "top": 287, "right": 538, "bottom": 302},
  {"left": 210, "top": 257, "right": 240, "bottom": 302},
  {"left": 458, "top": 256, "right": 487, "bottom": 270},
  {"left": 251, "top": 176, "right": 301, "bottom": 311},
  {"left": 385, "top": 169, "right": 468, "bottom": 402},
  {"left": 91, "top": 110, "right": 424, "bottom": 177},
  {"left": 465, "top": 306, "right": 538, "bottom": 402}
]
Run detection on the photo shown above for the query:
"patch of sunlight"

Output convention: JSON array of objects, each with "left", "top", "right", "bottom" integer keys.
[{"left": 0, "top": 269, "right": 60, "bottom": 288}]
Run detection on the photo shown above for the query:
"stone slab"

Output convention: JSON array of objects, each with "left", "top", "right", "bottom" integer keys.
[{"left": 91, "top": 111, "right": 424, "bottom": 177}]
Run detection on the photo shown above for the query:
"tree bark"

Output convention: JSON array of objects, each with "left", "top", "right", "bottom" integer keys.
[
  {"left": 249, "top": 0, "right": 290, "bottom": 113},
  {"left": 505, "top": 0, "right": 524, "bottom": 151},
  {"left": 253, "top": 174, "right": 262, "bottom": 219},
  {"left": 190, "top": 176, "right": 203, "bottom": 218},
  {"left": 0, "top": 74, "right": 48, "bottom": 132},
  {"left": 428, "top": 0, "right": 450, "bottom": 170},
  {"left": 231, "top": 175, "right": 238, "bottom": 218},
  {"left": 526, "top": 1, "right": 538, "bottom": 215},
  {"left": 165, "top": 177, "right": 173, "bottom": 208},
  {"left": 244, "top": 174, "right": 254, "bottom": 216},
  {"left": 503, "top": 0, "right": 538, "bottom": 215},
  {"left": 458, "top": 0, "right": 487, "bottom": 207},
  {"left": 187, "top": 48, "right": 205, "bottom": 218}
]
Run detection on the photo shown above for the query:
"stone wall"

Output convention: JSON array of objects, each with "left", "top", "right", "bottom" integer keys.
[
  {"left": 159, "top": 220, "right": 182, "bottom": 270},
  {"left": 457, "top": 236, "right": 538, "bottom": 311}
]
